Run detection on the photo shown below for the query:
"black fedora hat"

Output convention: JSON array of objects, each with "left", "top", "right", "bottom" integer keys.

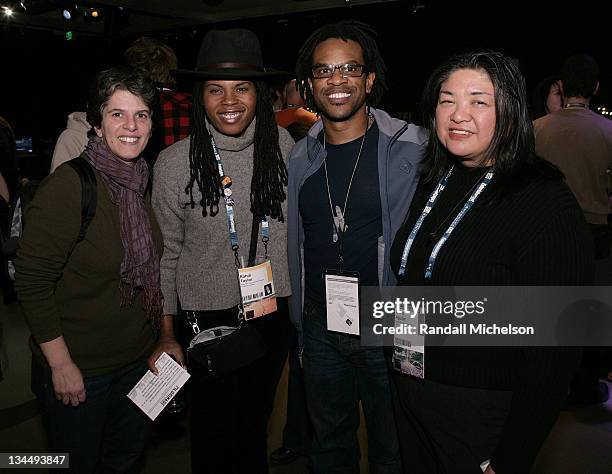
[{"left": 172, "top": 28, "right": 287, "bottom": 80}]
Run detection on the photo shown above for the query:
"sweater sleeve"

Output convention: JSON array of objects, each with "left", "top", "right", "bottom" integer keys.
[
  {"left": 490, "top": 204, "right": 591, "bottom": 474},
  {"left": 152, "top": 153, "right": 185, "bottom": 315},
  {"left": 14, "top": 166, "right": 82, "bottom": 344}
]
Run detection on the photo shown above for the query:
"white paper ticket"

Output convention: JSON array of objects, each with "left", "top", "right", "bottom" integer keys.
[{"left": 127, "top": 352, "right": 190, "bottom": 421}]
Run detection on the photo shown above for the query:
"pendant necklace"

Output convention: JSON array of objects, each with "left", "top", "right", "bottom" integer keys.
[{"left": 322, "top": 114, "right": 371, "bottom": 243}]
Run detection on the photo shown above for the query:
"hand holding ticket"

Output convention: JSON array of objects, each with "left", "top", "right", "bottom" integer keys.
[{"left": 127, "top": 352, "right": 190, "bottom": 421}]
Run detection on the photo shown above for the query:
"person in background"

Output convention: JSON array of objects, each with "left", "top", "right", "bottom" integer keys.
[
  {"left": 531, "top": 76, "right": 563, "bottom": 120},
  {"left": 390, "top": 50, "right": 591, "bottom": 474},
  {"left": 50, "top": 111, "right": 91, "bottom": 173},
  {"left": 0, "top": 116, "right": 18, "bottom": 200},
  {"left": 275, "top": 78, "right": 318, "bottom": 142},
  {"left": 0, "top": 116, "right": 18, "bottom": 303},
  {"left": 124, "top": 36, "right": 192, "bottom": 160},
  {"left": 0, "top": 117, "right": 12, "bottom": 375},
  {"left": 0, "top": 171, "right": 9, "bottom": 259},
  {"left": 151, "top": 29, "right": 293, "bottom": 474},
  {"left": 534, "top": 54, "right": 612, "bottom": 258},
  {"left": 534, "top": 53, "right": 612, "bottom": 406},
  {"left": 51, "top": 36, "right": 185, "bottom": 173},
  {"left": 15, "top": 66, "right": 162, "bottom": 473}
]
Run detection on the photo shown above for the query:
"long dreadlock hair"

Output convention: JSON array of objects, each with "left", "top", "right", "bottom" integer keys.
[
  {"left": 295, "top": 20, "right": 387, "bottom": 112},
  {"left": 186, "top": 80, "right": 288, "bottom": 221}
]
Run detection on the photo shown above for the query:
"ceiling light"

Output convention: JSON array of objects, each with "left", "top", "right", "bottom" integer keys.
[{"left": 2, "top": 6, "right": 14, "bottom": 17}]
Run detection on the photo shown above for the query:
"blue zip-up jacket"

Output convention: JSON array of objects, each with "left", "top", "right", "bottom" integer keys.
[{"left": 287, "top": 108, "right": 427, "bottom": 345}]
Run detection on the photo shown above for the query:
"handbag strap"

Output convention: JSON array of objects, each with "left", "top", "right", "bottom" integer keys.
[{"left": 248, "top": 213, "right": 260, "bottom": 267}]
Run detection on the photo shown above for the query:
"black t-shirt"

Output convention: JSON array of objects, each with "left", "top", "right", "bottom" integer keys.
[{"left": 299, "top": 121, "right": 381, "bottom": 304}]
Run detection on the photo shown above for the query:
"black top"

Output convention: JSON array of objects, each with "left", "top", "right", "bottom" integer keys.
[
  {"left": 390, "top": 160, "right": 594, "bottom": 473},
  {"left": 300, "top": 121, "right": 381, "bottom": 305}
]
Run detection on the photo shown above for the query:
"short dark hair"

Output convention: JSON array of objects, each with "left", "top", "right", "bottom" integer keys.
[
  {"left": 295, "top": 20, "right": 387, "bottom": 111},
  {"left": 531, "top": 76, "right": 560, "bottom": 120},
  {"left": 87, "top": 65, "right": 158, "bottom": 132},
  {"left": 124, "top": 36, "right": 178, "bottom": 88},
  {"left": 421, "top": 51, "right": 540, "bottom": 189},
  {"left": 560, "top": 54, "right": 599, "bottom": 99}
]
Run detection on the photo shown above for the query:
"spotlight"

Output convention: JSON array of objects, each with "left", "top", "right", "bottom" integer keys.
[{"left": 412, "top": 0, "right": 425, "bottom": 13}]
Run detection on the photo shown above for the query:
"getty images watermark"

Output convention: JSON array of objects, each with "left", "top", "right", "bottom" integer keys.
[
  {"left": 372, "top": 296, "right": 535, "bottom": 336},
  {"left": 359, "top": 286, "right": 612, "bottom": 347}
]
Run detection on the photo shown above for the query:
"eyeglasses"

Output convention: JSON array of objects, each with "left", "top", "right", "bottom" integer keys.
[{"left": 311, "top": 63, "right": 368, "bottom": 79}]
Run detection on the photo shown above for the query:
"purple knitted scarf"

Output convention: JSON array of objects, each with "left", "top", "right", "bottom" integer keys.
[{"left": 85, "top": 136, "right": 163, "bottom": 327}]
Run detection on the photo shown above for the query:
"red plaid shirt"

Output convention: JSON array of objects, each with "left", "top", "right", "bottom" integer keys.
[{"left": 160, "top": 90, "right": 192, "bottom": 147}]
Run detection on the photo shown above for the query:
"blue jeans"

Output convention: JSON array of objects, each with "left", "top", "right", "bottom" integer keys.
[
  {"left": 31, "top": 357, "right": 150, "bottom": 474},
  {"left": 302, "top": 299, "right": 402, "bottom": 474}
]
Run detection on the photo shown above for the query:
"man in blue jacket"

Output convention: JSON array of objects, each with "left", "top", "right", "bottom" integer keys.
[{"left": 287, "top": 21, "right": 427, "bottom": 473}]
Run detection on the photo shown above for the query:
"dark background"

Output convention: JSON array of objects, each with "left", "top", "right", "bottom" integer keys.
[{"left": 1, "top": 0, "right": 610, "bottom": 171}]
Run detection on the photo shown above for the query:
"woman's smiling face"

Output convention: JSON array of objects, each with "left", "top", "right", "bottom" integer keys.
[
  {"left": 95, "top": 89, "right": 152, "bottom": 163},
  {"left": 435, "top": 68, "right": 496, "bottom": 167}
]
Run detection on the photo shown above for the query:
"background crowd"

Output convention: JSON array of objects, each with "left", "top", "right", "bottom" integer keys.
[{"left": 1, "top": 4, "right": 612, "bottom": 474}]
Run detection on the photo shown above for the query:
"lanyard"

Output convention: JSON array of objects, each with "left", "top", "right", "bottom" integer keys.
[
  {"left": 210, "top": 135, "right": 270, "bottom": 266},
  {"left": 398, "top": 165, "right": 494, "bottom": 280}
]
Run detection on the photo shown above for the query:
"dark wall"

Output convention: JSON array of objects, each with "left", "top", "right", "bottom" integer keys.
[{"left": 1, "top": 0, "right": 610, "bottom": 151}]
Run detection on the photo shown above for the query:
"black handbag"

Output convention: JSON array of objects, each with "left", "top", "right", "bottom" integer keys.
[
  {"left": 184, "top": 214, "right": 267, "bottom": 379},
  {"left": 185, "top": 314, "right": 266, "bottom": 379}
]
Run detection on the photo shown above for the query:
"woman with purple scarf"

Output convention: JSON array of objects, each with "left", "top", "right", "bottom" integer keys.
[{"left": 15, "top": 66, "right": 163, "bottom": 473}]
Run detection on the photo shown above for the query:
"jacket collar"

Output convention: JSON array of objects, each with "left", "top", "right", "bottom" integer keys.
[
  {"left": 305, "top": 107, "right": 405, "bottom": 161},
  {"left": 306, "top": 107, "right": 406, "bottom": 141}
]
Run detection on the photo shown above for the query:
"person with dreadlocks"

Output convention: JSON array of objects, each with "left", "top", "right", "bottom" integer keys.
[
  {"left": 286, "top": 21, "right": 427, "bottom": 473},
  {"left": 151, "top": 29, "right": 294, "bottom": 474}
]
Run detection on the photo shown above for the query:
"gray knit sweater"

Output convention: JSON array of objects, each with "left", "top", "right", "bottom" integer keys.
[{"left": 152, "top": 120, "right": 294, "bottom": 314}]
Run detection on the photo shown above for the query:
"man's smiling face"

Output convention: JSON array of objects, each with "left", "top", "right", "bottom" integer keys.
[{"left": 309, "top": 38, "right": 375, "bottom": 123}]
